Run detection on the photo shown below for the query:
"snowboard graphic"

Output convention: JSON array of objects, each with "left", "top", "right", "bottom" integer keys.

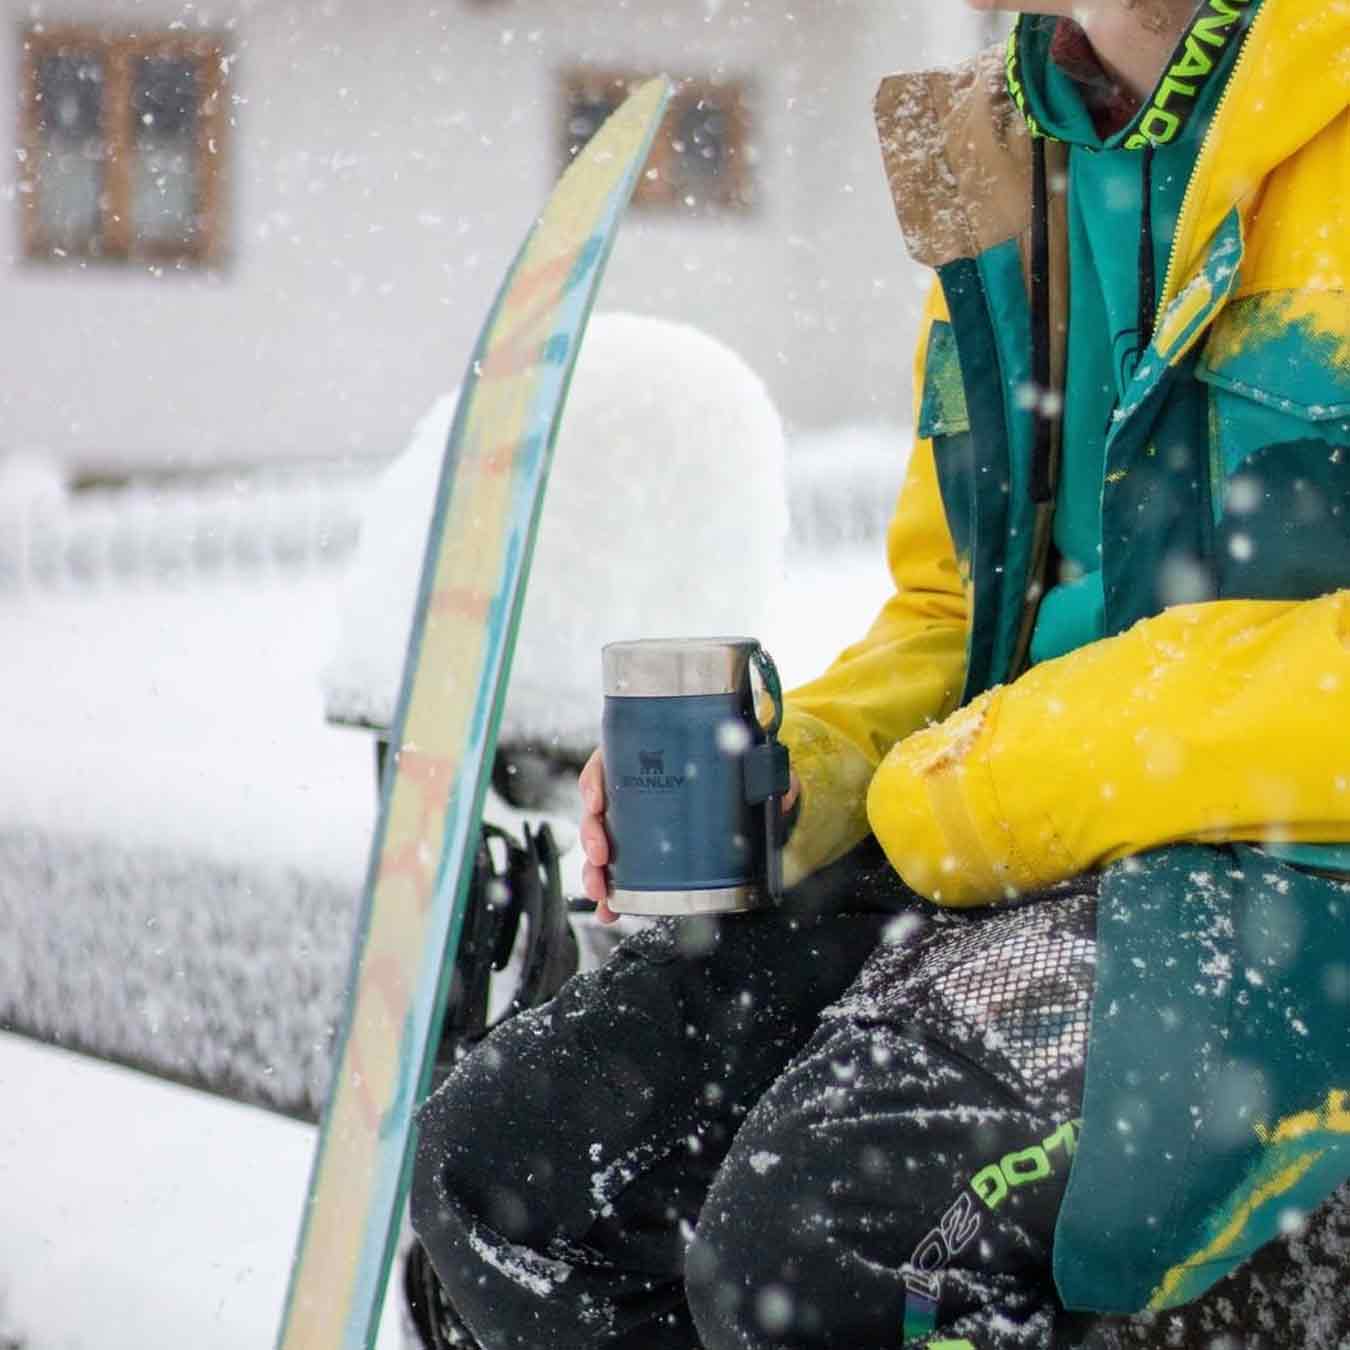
[{"left": 276, "top": 75, "right": 673, "bottom": 1350}]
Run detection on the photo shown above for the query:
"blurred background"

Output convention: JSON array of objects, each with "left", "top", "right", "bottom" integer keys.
[
  {"left": 0, "top": 3, "right": 1005, "bottom": 1347},
  {"left": 2, "top": 0, "right": 1002, "bottom": 478}
]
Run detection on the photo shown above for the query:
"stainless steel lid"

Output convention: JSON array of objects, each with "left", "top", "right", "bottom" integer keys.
[{"left": 603, "top": 637, "right": 758, "bottom": 698}]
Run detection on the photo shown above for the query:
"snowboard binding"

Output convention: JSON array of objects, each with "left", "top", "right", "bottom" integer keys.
[
  {"left": 404, "top": 1239, "right": 475, "bottom": 1350},
  {"left": 406, "top": 813, "right": 580, "bottom": 1349},
  {"left": 429, "top": 817, "right": 578, "bottom": 1088}
]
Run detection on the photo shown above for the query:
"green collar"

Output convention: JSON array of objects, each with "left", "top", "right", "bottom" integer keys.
[{"left": 1007, "top": 0, "right": 1261, "bottom": 151}]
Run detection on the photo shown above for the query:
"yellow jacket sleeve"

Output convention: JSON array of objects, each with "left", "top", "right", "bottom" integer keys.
[
  {"left": 779, "top": 282, "right": 970, "bottom": 885},
  {"left": 867, "top": 592, "right": 1350, "bottom": 906}
]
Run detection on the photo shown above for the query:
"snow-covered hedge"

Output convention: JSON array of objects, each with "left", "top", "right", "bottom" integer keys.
[
  {"left": 0, "top": 828, "right": 355, "bottom": 1120},
  {"left": 0, "top": 429, "right": 908, "bottom": 605},
  {"left": 0, "top": 463, "right": 368, "bottom": 594}
]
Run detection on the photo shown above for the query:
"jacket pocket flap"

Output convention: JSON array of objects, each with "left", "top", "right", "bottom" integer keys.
[
  {"left": 917, "top": 319, "right": 972, "bottom": 439},
  {"left": 1197, "top": 292, "right": 1350, "bottom": 421}
]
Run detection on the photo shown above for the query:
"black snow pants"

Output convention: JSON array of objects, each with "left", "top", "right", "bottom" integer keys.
[{"left": 411, "top": 844, "right": 1099, "bottom": 1350}]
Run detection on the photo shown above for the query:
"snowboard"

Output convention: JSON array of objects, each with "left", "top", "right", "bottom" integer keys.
[{"left": 276, "top": 75, "right": 673, "bottom": 1350}]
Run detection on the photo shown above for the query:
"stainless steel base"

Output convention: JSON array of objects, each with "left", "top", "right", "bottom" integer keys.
[{"left": 608, "top": 884, "right": 769, "bottom": 916}]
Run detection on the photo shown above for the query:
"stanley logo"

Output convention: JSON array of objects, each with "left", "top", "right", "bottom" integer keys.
[{"left": 622, "top": 748, "right": 685, "bottom": 791}]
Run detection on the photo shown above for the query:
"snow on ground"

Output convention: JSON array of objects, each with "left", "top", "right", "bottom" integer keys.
[{"left": 0, "top": 1031, "right": 403, "bottom": 1350}]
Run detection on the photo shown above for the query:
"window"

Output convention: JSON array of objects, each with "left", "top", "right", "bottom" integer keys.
[
  {"left": 19, "top": 27, "right": 228, "bottom": 265},
  {"left": 561, "top": 71, "right": 755, "bottom": 214}
]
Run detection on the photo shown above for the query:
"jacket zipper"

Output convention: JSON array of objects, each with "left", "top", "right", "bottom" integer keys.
[{"left": 1158, "top": 0, "right": 1268, "bottom": 312}]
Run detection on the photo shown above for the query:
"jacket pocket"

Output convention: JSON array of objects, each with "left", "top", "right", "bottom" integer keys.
[
  {"left": 1196, "top": 292, "right": 1350, "bottom": 600},
  {"left": 917, "top": 319, "right": 971, "bottom": 440}
]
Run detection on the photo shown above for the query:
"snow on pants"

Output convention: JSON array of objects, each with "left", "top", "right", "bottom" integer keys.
[{"left": 411, "top": 855, "right": 1098, "bottom": 1350}]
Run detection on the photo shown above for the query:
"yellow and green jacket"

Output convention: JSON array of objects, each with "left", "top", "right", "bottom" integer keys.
[{"left": 779, "top": 0, "right": 1350, "bottom": 1316}]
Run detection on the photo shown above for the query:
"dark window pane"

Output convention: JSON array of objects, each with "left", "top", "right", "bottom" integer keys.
[
  {"left": 34, "top": 51, "right": 105, "bottom": 251},
  {"left": 37, "top": 53, "right": 103, "bottom": 140},
  {"left": 132, "top": 56, "right": 197, "bottom": 138},
  {"left": 565, "top": 96, "right": 619, "bottom": 160},
  {"left": 132, "top": 56, "right": 200, "bottom": 248},
  {"left": 674, "top": 100, "right": 729, "bottom": 182}
]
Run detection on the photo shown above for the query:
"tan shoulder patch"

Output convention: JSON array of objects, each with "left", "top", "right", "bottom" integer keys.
[{"left": 874, "top": 46, "right": 1055, "bottom": 270}]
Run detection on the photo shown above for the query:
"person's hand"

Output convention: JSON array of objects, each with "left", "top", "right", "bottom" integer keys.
[
  {"left": 578, "top": 749, "right": 618, "bottom": 923},
  {"left": 578, "top": 749, "right": 801, "bottom": 925}
]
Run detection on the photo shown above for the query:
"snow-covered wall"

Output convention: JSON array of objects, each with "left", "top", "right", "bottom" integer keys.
[{"left": 0, "top": 0, "right": 992, "bottom": 477}]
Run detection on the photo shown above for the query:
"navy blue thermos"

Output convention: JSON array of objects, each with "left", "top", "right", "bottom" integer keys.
[{"left": 601, "top": 638, "right": 791, "bottom": 915}]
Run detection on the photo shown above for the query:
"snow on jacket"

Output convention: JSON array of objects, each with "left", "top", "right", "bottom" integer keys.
[{"left": 776, "top": 0, "right": 1350, "bottom": 1316}]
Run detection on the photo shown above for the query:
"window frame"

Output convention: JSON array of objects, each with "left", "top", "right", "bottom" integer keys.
[
  {"left": 560, "top": 69, "right": 755, "bottom": 215},
  {"left": 18, "top": 25, "right": 229, "bottom": 266}
]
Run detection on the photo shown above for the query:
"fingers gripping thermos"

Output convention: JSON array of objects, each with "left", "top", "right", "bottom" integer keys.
[{"left": 601, "top": 638, "right": 791, "bottom": 916}]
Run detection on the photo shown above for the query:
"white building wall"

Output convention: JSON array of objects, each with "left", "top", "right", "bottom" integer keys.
[{"left": 0, "top": 0, "right": 993, "bottom": 476}]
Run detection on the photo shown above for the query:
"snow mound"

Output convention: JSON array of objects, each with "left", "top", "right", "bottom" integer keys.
[{"left": 323, "top": 312, "right": 788, "bottom": 754}]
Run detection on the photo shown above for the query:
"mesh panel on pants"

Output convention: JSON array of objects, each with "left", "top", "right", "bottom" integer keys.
[{"left": 830, "top": 888, "right": 1097, "bottom": 1105}]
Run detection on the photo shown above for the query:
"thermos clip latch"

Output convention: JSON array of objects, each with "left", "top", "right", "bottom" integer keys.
[
  {"left": 743, "top": 740, "right": 790, "bottom": 807},
  {"left": 743, "top": 646, "right": 790, "bottom": 903}
]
